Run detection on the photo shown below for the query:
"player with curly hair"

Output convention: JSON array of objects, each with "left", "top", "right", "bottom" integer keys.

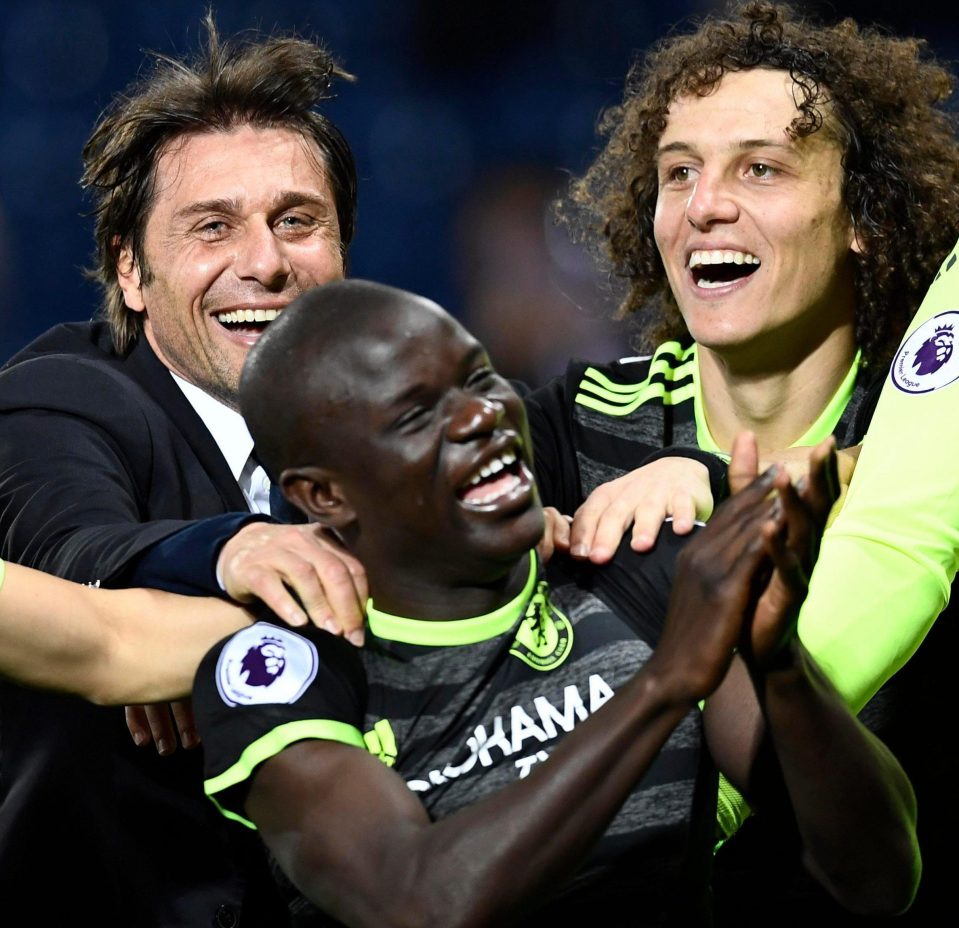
[{"left": 526, "top": 3, "right": 959, "bottom": 922}]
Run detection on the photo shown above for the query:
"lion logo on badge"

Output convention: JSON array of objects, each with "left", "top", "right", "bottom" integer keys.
[
  {"left": 216, "top": 623, "right": 319, "bottom": 706},
  {"left": 239, "top": 637, "right": 287, "bottom": 687},
  {"left": 912, "top": 325, "right": 954, "bottom": 375}
]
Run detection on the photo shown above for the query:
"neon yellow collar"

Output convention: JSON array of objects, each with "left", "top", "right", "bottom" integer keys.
[
  {"left": 693, "top": 346, "right": 862, "bottom": 454},
  {"left": 366, "top": 553, "right": 538, "bottom": 646}
]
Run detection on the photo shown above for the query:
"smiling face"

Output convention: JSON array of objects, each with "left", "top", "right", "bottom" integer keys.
[
  {"left": 117, "top": 125, "right": 345, "bottom": 407},
  {"left": 312, "top": 296, "right": 543, "bottom": 583},
  {"left": 653, "top": 69, "right": 860, "bottom": 366}
]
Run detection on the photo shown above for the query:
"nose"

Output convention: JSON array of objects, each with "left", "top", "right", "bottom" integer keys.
[
  {"left": 233, "top": 221, "right": 292, "bottom": 289},
  {"left": 684, "top": 170, "right": 739, "bottom": 231},
  {"left": 448, "top": 395, "right": 504, "bottom": 442}
]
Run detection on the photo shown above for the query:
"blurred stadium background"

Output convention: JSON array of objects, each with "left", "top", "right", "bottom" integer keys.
[{"left": 0, "top": 0, "right": 954, "bottom": 384}]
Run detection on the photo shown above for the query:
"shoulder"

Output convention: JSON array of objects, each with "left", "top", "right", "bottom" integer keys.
[
  {"left": 550, "top": 523, "right": 697, "bottom": 645},
  {"left": 195, "top": 621, "right": 368, "bottom": 827},
  {"left": 570, "top": 341, "right": 696, "bottom": 417},
  {"left": 0, "top": 324, "right": 159, "bottom": 425},
  {"left": 198, "top": 620, "right": 367, "bottom": 708}
]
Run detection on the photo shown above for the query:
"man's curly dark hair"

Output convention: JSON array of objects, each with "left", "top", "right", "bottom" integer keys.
[{"left": 560, "top": 1, "right": 959, "bottom": 367}]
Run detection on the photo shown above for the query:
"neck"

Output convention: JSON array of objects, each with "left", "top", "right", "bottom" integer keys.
[
  {"left": 365, "top": 552, "right": 534, "bottom": 622},
  {"left": 697, "top": 323, "right": 857, "bottom": 455}
]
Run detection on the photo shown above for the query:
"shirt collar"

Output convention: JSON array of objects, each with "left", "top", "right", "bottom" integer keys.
[
  {"left": 169, "top": 372, "right": 254, "bottom": 481},
  {"left": 692, "top": 345, "right": 863, "bottom": 455},
  {"left": 366, "top": 552, "right": 539, "bottom": 646}
]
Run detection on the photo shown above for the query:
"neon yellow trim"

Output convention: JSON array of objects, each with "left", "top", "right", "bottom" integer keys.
[
  {"left": 792, "top": 349, "right": 862, "bottom": 447},
  {"left": 695, "top": 348, "right": 863, "bottom": 454},
  {"left": 579, "top": 346, "right": 692, "bottom": 394},
  {"left": 574, "top": 344, "right": 698, "bottom": 417},
  {"left": 575, "top": 381, "right": 697, "bottom": 417},
  {"left": 204, "top": 718, "right": 365, "bottom": 829},
  {"left": 366, "top": 552, "right": 537, "bottom": 646}
]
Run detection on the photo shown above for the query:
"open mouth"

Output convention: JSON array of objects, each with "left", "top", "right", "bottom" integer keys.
[
  {"left": 689, "top": 250, "right": 761, "bottom": 290},
  {"left": 215, "top": 307, "right": 282, "bottom": 334},
  {"left": 457, "top": 448, "right": 528, "bottom": 507}
]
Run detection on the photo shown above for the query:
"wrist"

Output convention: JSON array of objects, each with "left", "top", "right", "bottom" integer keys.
[
  {"left": 751, "top": 638, "right": 809, "bottom": 694},
  {"left": 641, "top": 650, "right": 712, "bottom": 712}
]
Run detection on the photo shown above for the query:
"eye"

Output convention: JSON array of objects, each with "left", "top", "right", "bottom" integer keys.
[
  {"left": 747, "top": 162, "right": 776, "bottom": 179},
  {"left": 196, "top": 219, "right": 229, "bottom": 239},
  {"left": 465, "top": 366, "right": 497, "bottom": 390},
  {"left": 393, "top": 405, "right": 432, "bottom": 432},
  {"left": 669, "top": 165, "right": 691, "bottom": 183},
  {"left": 275, "top": 213, "right": 318, "bottom": 236}
]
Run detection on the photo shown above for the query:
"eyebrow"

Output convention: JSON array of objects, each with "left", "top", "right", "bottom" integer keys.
[
  {"left": 656, "top": 138, "right": 797, "bottom": 159},
  {"left": 386, "top": 344, "right": 487, "bottom": 408},
  {"left": 173, "top": 190, "right": 333, "bottom": 222}
]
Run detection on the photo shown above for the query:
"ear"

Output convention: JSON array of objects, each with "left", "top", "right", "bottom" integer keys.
[
  {"left": 281, "top": 466, "right": 356, "bottom": 530},
  {"left": 116, "top": 241, "right": 146, "bottom": 312}
]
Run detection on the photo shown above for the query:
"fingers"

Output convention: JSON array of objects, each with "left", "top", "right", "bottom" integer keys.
[
  {"left": 537, "top": 508, "right": 572, "bottom": 564},
  {"left": 727, "top": 431, "right": 760, "bottom": 494},
  {"left": 571, "top": 459, "right": 714, "bottom": 561},
  {"left": 218, "top": 523, "right": 367, "bottom": 645},
  {"left": 762, "top": 515, "right": 807, "bottom": 600},
  {"left": 656, "top": 480, "right": 779, "bottom": 700},
  {"left": 630, "top": 499, "right": 670, "bottom": 552},
  {"left": 568, "top": 491, "right": 609, "bottom": 560},
  {"left": 170, "top": 699, "right": 199, "bottom": 750},
  {"left": 126, "top": 704, "right": 179, "bottom": 755},
  {"left": 668, "top": 486, "right": 711, "bottom": 535},
  {"left": 125, "top": 705, "right": 152, "bottom": 748},
  {"left": 799, "top": 436, "right": 839, "bottom": 524}
]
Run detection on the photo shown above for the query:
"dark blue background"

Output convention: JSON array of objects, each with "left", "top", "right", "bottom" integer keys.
[{"left": 0, "top": 1, "right": 954, "bottom": 380}]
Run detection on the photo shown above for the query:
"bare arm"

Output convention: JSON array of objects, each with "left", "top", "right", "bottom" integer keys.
[
  {"left": 707, "top": 437, "right": 919, "bottom": 916},
  {"left": 0, "top": 560, "right": 252, "bottom": 704}
]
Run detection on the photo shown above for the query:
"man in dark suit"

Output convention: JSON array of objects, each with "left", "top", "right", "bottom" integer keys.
[{"left": 0, "top": 17, "right": 364, "bottom": 928}]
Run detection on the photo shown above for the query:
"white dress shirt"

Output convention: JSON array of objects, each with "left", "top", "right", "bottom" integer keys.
[{"left": 170, "top": 373, "right": 272, "bottom": 515}]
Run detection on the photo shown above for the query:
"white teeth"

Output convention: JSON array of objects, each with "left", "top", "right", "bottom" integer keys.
[
  {"left": 464, "top": 449, "right": 518, "bottom": 488},
  {"left": 471, "top": 474, "right": 520, "bottom": 504},
  {"left": 688, "top": 249, "right": 760, "bottom": 268},
  {"left": 215, "top": 308, "right": 282, "bottom": 324}
]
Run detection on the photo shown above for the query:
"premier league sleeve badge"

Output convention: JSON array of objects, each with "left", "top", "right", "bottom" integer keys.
[
  {"left": 215, "top": 622, "right": 320, "bottom": 707},
  {"left": 891, "top": 311, "right": 959, "bottom": 394}
]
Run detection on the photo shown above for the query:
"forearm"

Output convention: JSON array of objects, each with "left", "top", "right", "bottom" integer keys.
[
  {"left": 255, "top": 667, "right": 695, "bottom": 928},
  {"left": 757, "top": 642, "right": 919, "bottom": 915},
  {"left": 0, "top": 561, "right": 251, "bottom": 704}
]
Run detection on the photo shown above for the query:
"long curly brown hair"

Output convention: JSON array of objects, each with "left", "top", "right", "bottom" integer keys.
[{"left": 561, "top": 1, "right": 959, "bottom": 367}]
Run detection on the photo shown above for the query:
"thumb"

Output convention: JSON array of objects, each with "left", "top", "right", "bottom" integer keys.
[{"left": 727, "top": 430, "right": 760, "bottom": 495}]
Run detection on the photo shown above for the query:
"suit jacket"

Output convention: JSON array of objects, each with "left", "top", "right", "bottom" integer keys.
[{"left": 0, "top": 321, "right": 286, "bottom": 927}]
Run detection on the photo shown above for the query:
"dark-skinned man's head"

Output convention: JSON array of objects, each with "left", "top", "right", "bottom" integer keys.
[{"left": 240, "top": 280, "right": 544, "bottom": 587}]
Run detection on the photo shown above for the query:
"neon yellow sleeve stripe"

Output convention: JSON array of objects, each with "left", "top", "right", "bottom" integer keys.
[
  {"left": 798, "top": 245, "right": 959, "bottom": 712},
  {"left": 573, "top": 343, "right": 698, "bottom": 416},
  {"left": 575, "top": 382, "right": 697, "bottom": 417},
  {"left": 578, "top": 347, "right": 695, "bottom": 395},
  {"left": 204, "top": 718, "right": 365, "bottom": 829}
]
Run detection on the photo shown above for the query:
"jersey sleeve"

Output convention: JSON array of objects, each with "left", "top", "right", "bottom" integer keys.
[
  {"left": 194, "top": 621, "right": 368, "bottom": 829},
  {"left": 798, "top": 243, "right": 959, "bottom": 712},
  {"left": 525, "top": 370, "right": 582, "bottom": 516}
]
